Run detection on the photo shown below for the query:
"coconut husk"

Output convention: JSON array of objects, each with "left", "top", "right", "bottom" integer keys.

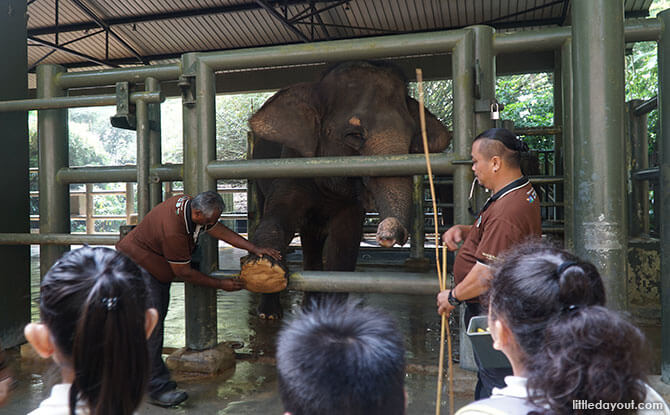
[{"left": 239, "top": 255, "right": 288, "bottom": 293}]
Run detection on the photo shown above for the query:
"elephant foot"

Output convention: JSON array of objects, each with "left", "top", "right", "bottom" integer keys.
[
  {"left": 239, "top": 255, "right": 288, "bottom": 293},
  {"left": 257, "top": 294, "right": 283, "bottom": 320}
]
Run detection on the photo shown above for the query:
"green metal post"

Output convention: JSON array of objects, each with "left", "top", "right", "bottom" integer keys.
[
  {"left": 473, "top": 26, "right": 496, "bottom": 136},
  {"left": 656, "top": 8, "right": 670, "bottom": 384},
  {"left": 472, "top": 26, "right": 496, "bottom": 215},
  {"left": 146, "top": 77, "right": 163, "bottom": 208},
  {"left": 247, "top": 131, "right": 260, "bottom": 240},
  {"left": 182, "top": 54, "right": 218, "bottom": 350},
  {"left": 627, "top": 100, "right": 650, "bottom": 237},
  {"left": 561, "top": 40, "right": 575, "bottom": 250},
  {"left": 452, "top": 28, "right": 476, "bottom": 371},
  {"left": 408, "top": 175, "right": 425, "bottom": 261},
  {"left": 572, "top": 1, "right": 628, "bottom": 310},
  {"left": 37, "top": 64, "right": 70, "bottom": 278},
  {"left": 0, "top": 0, "right": 30, "bottom": 347},
  {"left": 136, "top": 98, "right": 150, "bottom": 220}
]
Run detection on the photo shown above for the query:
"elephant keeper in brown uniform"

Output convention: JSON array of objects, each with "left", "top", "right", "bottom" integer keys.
[
  {"left": 116, "top": 190, "right": 280, "bottom": 407},
  {"left": 436, "top": 128, "right": 541, "bottom": 400}
]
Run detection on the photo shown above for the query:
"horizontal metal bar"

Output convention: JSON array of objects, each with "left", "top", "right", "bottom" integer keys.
[
  {"left": 634, "top": 96, "right": 658, "bottom": 116},
  {"left": 0, "top": 91, "right": 163, "bottom": 112},
  {"left": 71, "top": 215, "right": 127, "bottom": 220},
  {"left": 57, "top": 164, "right": 182, "bottom": 184},
  {"left": 31, "top": 190, "right": 128, "bottom": 196},
  {"left": 515, "top": 126, "right": 561, "bottom": 136},
  {"left": 0, "top": 233, "right": 118, "bottom": 245},
  {"left": 207, "top": 153, "right": 456, "bottom": 179},
  {"left": 211, "top": 270, "right": 439, "bottom": 295},
  {"left": 494, "top": 19, "right": 661, "bottom": 54},
  {"left": 632, "top": 167, "right": 659, "bottom": 181},
  {"left": 197, "top": 30, "right": 466, "bottom": 70},
  {"left": 57, "top": 64, "right": 181, "bottom": 89},
  {"left": 528, "top": 176, "right": 564, "bottom": 184}
]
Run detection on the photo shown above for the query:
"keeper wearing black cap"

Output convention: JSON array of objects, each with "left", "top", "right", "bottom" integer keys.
[{"left": 436, "top": 128, "right": 541, "bottom": 400}]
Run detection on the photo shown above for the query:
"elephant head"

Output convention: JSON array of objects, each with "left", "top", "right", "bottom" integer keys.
[{"left": 249, "top": 61, "right": 451, "bottom": 247}]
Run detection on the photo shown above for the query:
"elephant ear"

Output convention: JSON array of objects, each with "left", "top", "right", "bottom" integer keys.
[
  {"left": 406, "top": 97, "right": 452, "bottom": 153},
  {"left": 249, "top": 83, "right": 320, "bottom": 157}
]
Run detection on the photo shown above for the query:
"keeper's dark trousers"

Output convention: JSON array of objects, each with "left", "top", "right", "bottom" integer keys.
[
  {"left": 146, "top": 275, "right": 174, "bottom": 397},
  {"left": 465, "top": 302, "right": 513, "bottom": 400}
]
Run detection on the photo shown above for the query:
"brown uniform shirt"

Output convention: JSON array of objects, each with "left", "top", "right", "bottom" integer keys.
[
  {"left": 116, "top": 195, "right": 213, "bottom": 283},
  {"left": 453, "top": 180, "right": 541, "bottom": 300}
]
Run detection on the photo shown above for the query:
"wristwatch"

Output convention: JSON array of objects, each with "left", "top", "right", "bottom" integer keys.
[{"left": 447, "top": 290, "right": 463, "bottom": 306}]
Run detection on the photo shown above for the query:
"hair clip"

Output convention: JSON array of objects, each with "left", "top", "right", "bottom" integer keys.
[
  {"left": 556, "top": 260, "right": 578, "bottom": 276},
  {"left": 101, "top": 297, "right": 119, "bottom": 310}
]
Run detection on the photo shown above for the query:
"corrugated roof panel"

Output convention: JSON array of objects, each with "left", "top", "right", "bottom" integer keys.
[{"left": 24, "top": 0, "right": 655, "bottom": 70}]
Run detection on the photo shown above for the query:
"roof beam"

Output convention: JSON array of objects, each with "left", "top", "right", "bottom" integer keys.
[
  {"left": 254, "top": 0, "right": 310, "bottom": 42},
  {"left": 69, "top": 0, "right": 148, "bottom": 65},
  {"left": 28, "top": 36, "right": 119, "bottom": 68},
  {"left": 28, "top": 1, "right": 342, "bottom": 36},
  {"left": 28, "top": 29, "right": 105, "bottom": 72}
]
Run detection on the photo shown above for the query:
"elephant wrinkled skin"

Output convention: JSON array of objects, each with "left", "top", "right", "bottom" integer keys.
[{"left": 245, "top": 61, "right": 451, "bottom": 318}]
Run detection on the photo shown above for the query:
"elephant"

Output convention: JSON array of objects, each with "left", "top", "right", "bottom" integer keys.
[{"left": 241, "top": 61, "right": 451, "bottom": 319}]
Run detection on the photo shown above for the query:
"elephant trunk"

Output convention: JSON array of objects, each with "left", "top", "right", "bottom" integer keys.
[{"left": 367, "top": 177, "right": 411, "bottom": 247}]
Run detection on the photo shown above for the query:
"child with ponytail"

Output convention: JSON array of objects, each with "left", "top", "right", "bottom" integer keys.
[
  {"left": 25, "top": 246, "right": 158, "bottom": 415},
  {"left": 456, "top": 241, "right": 670, "bottom": 415}
]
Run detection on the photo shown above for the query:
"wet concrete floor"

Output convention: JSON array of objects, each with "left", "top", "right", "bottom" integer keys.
[{"left": 3, "top": 245, "right": 669, "bottom": 414}]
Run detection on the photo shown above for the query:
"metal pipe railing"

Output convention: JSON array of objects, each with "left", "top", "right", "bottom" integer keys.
[
  {"left": 634, "top": 96, "right": 658, "bottom": 116},
  {"left": 57, "top": 63, "right": 181, "bottom": 89},
  {"left": 57, "top": 164, "right": 183, "bottom": 184},
  {"left": 633, "top": 167, "right": 660, "bottom": 181},
  {"left": 198, "top": 30, "right": 467, "bottom": 71},
  {"left": 0, "top": 233, "right": 118, "bottom": 245},
  {"left": 207, "top": 153, "right": 459, "bottom": 179},
  {"left": 211, "top": 270, "right": 439, "bottom": 295},
  {"left": 0, "top": 91, "right": 162, "bottom": 112},
  {"left": 494, "top": 19, "right": 661, "bottom": 54}
]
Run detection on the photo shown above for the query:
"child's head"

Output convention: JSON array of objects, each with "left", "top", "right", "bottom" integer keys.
[{"left": 25, "top": 246, "right": 157, "bottom": 415}]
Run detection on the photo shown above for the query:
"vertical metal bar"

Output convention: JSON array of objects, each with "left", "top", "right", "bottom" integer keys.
[
  {"left": 409, "top": 175, "right": 425, "bottom": 261},
  {"left": 656, "top": 8, "right": 670, "bottom": 384},
  {"left": 553, "top": 51, "right": 563, "bottom": 227},
  {"left": 136, "top": 98, "right": 150, "bottom": 220},
  {"left": 125, "top": 182, "right": 134, "bottom": 224},
  {"left": 182, "top": 53, "right": 218, "bottom": 350},
  {"left": 247, "top": 131, "right": 260, "bottom": 241},
  {"left": 0, "top": 0, "right": 30, "bottom": 347},
  {"left": 473, "top": 25, "right": 496, "bottom": 136},
  {"left": 37, "top": 64, "right": 70, "bottom": 277},
  {"left": 572, "top": 0, "right": 627, "bottom": 310},
  {"left": 146, "top": 77, "right": 163, "bottom": 208},
  {"left": 627, "top": 100, "right": 650, "bottom": 237},
  {"left": 561, "top": 40, "right": 574, "bottom": 250},
  {"left": 85, "top": 183, "right": 94, "bottom": 234},
  {"left": 472, "top": 25, "right": 496, "bottom": 209},
  {"left": 452, "top": 29, "right": 476, "bottom": 371}
]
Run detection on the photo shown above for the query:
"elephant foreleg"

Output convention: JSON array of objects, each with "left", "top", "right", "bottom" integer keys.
[{"left": 304, "top": 203, "right": 364, "bottom": 309}]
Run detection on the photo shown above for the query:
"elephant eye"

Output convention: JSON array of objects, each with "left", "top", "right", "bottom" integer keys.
[
  {"left": 342, "top": 132, "right": 366, "bottom": 151},
  {"left": 341, "top": 127, "right": 366, "bottom": 151}
]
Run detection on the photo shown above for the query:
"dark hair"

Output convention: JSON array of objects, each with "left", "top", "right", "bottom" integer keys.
[
  {"left": 276, "top": 300, "right": 406, "bottom": 415},
  {"left": 40, "top": 246, "right": 151, "bottom": 415},
  {"left": 474, "top": 128, "right": 529, "bottom": 168},
  {"left": 191, "top": 190, "right": 225, "bottom": 216},
  {"left": 489, "top": 241, "right": 648, "bottom": 415}
]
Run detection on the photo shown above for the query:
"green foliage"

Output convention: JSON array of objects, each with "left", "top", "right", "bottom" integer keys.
[
  {"left": 408, "top": 80, "right": 454, "bottom": 129},
  {"left": 216, "top": 93, "right": 273, "bottom": 160}
]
